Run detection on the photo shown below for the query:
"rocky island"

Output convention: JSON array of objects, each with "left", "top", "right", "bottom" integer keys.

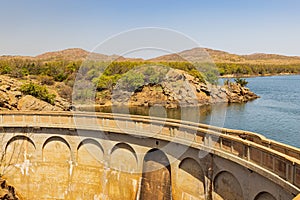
[{"left": 97, "top": 69, "right": 258, "bottom": 109}]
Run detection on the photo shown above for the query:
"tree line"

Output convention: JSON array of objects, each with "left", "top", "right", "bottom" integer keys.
[
  {"left": 0, "top": 59, "right": 215, "bottom": 88},
  {"left": 0, "top": 58, "right": 299, "bottom": 91},
  {"left": 216, "top": 63, "right": 300, "bottom": 76}
]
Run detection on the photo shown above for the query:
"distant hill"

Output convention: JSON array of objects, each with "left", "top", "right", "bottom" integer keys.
[
  {"left": 1, "top": 47, "right": 300, "bottom": 64},
  {"left": 0, "top": 48, "right": 126, "bottom": 62},
  {"left": 1, "top": 47, "right": 300, "bottom": 77},
  {"left": 148, "top": 48, "right": 246, "bottom": 62},
  {"left": 36, "top": 48, "right": 129, "bottom": 61},
  {"left": 149, "top": 47, "right": 300, "bottom": 64},
  {"left": 36, "top": 48, "right": 90, "bottom": 61}
]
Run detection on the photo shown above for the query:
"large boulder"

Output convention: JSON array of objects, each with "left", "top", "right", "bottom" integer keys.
[{"left": 17, "top": 95, "right": 63, "bottom": 111}]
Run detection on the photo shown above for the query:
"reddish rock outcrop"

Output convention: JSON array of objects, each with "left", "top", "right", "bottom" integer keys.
[
  {"left": 0, "top": 75, "right": 70, "bottom": 111},
  {"left": 110, "top": 69, "right": 259, "bottom": 108}
]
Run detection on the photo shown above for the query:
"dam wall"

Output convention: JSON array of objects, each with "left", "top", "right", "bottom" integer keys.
[{"left": 0, "top": 112, "right": 299, "bottom": 199}]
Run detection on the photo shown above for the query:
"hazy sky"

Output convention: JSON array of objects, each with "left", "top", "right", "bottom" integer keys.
[{"left": 1, "top": 0, "right": 300, "bottom": 56}]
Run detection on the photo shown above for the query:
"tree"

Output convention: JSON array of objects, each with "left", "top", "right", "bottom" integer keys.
[{"left": 234, "top": 78, "right": 248, "bottom": 87}]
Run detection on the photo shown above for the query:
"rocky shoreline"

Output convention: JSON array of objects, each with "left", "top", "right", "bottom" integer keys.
[
  {"left": 0, "top": 70, "right": 259, "bottom": 112},
  {"left": 92, "top": 69, "right": 259, "bottom": 109}
]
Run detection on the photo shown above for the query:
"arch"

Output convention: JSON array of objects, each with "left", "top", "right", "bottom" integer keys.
[
  {"left": 42, "top": 136, "right": 71, "bottom": 162},
  {"left": 178, "top": 157, "right": 203, "bottom": 179},
  {"left": 4, "top": 135, "right": 36, "bottom": 165},
  {"left": 5, "top": 135, "right": 36, "bottom": 152},
  {"left": 143, "top": 148, "right": 171, "bottom": 171},
  {"left": 77, "top": 138, "right": 104, "bottom": 165},
  {"left": 111, "top": 142, "right": 137, "bottom": 162},
  {"left": 41, "top": 136, "right": 70, "bottom": 198},
  {"left": 140, "top": 148, "right": 172, "bottom": 200},
  {"left": 110, "top": 142, "right": 138, "bottom": 171},
  {"left": 108, "top": 143, "right": 139, "bottom": 199},
  {"left": 254, "top": 192, "right": 276, "bottom": 200},
  {"left": 177, "top": 157, "right": 205, "bottom": 198},
  {"left": 213, "top": 171, "right": 243, "bottom": 200},
  {"left": 77, "top": 138, "right": 104, "bottom": 152},
  {"left": 42, "top": 136, "right": 71, "bottom": 150}
]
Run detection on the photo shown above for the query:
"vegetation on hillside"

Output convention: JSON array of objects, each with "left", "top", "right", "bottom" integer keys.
[
  {"left": 1, "top": 48, "right": 300, "bottom": 104},
  {"left": 0, "top": 59, "right": 215, "bottom": 92},
  {"left": 20, "top": 82, "right": 56, "bottom": 104},
  {"left": 150, "top": 48, "right": 300, "bottom": 76},
  {"left": 216, "top": 63, "right": 300, "bottom": 76}
]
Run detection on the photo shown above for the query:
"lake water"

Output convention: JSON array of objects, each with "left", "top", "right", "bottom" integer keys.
[
  {"left": 96, "top": 75, "right": 300, "bottom": 148},
  {"left": 220, "top": 75, "right": 300, "bottom": 148}
]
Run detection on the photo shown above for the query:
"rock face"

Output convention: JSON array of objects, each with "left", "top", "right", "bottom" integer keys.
[
  {"left": 17, "top": 95, "right": 62, "bottom": 111},
  {"left": 225, "top": 83, "right": 258, "bottom": 103},
  {"left": 0, "top": 75, "right": 70, "bottom": 111},
  {"left": 111, "top": 69, "right": 259, "bottom": 108},
  {"left": 0, "top": 179, "right": 20, "bottom": 200}
]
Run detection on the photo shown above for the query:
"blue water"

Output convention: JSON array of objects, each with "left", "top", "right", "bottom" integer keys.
[
  {"left": 210, "top": 75, "right": 300, "bottom": 148},
  {"left": 97, "top": 75, "right": 300, "bottom": 148}
]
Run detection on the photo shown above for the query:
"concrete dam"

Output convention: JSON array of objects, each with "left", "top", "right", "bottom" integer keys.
[{"left": 0, "top": 112, "right": 299, "bottom": 200}]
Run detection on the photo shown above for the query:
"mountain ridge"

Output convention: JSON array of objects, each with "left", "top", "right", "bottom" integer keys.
[
  {"left": 1, "top": 47, "right": 300, "bottom": 65},
  {"left": 149, "top": 47, "right": 300, "bottom": 64}
]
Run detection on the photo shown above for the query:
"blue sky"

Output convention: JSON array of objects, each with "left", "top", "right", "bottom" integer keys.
[{"left": 1, "top": 0, "right": 300, "bottom": 56}]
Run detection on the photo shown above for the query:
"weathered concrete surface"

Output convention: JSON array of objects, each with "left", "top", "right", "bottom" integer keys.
[
  {"left": 0, "top": 112, "right": 299, "bottom": 200},
  {"left": 140, "top": 149, "right": 172, "bottom": 200},
  {"left": 0, "top": 129, "right": 296, "bottom": 200}
]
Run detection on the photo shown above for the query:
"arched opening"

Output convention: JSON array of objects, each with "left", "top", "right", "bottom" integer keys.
[
  {"left": 108, "top": 143, "right": 139, "bottom": 200},
  {"left": 5, "top": 135, "right": 36, "bottom": 152},
  {"left": 41, "top": 136, "right": 71, "bottom": 199},
  {"left": 213, "top": 171, "right": 243, "bottom": 200},
  {"left": 5, "top": 135, "right": 36, "bottom": 164},
  {"left": 176, "top": 157, "right": 205, "bottom": 199},
  {"left": 140, "top": 148, "right": 172, "bottom": 200},
  {"left": 77, "top": 138, "right": 104, "bottom": 165},
  {"left": 110, "top": 142, "right": 138, "bottom": 171},
  {"left": 4, "top": 135, "right": 36, "bottom": 198},
  {"left": 254, "top": 192, "right": 276, "bottom": 200},
  {"left": 73, "top": 139, "right": 105, "bottom": 199},
  {"left": 42, "top": 136, "right": 71, "bottom": 162}
]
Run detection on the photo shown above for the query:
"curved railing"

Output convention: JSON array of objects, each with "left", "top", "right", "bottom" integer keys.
[{"left": 0, "top": 111, "right": 299, "bottom": 194}]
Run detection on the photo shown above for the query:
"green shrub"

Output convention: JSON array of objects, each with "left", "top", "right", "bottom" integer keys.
[
  {"left": 54, "top": 73, "right": 68, "bottom": 82},
  {"left": 234, "top": 78, "right": 248, "bottom": 87},
  {"left": 56, "top": 83, "right": 72, "bottom": 101},
  {"left": 95, "top": 74, "right": 121, "bottom": 91},
  {"left": 0, "top": 64, "right": 12, "bottom": 74},
  {"left": 39, "top": 75, "right": 55, "bottom": 85},
  {"left": 144, "top": 65, "right": 167, "bottom": 84},
  {"left": 20, "top": 82, "right": 56, "bottom": 105},
  {"left": 119, "top": 71, "right": 145, "bottom": 91}
]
